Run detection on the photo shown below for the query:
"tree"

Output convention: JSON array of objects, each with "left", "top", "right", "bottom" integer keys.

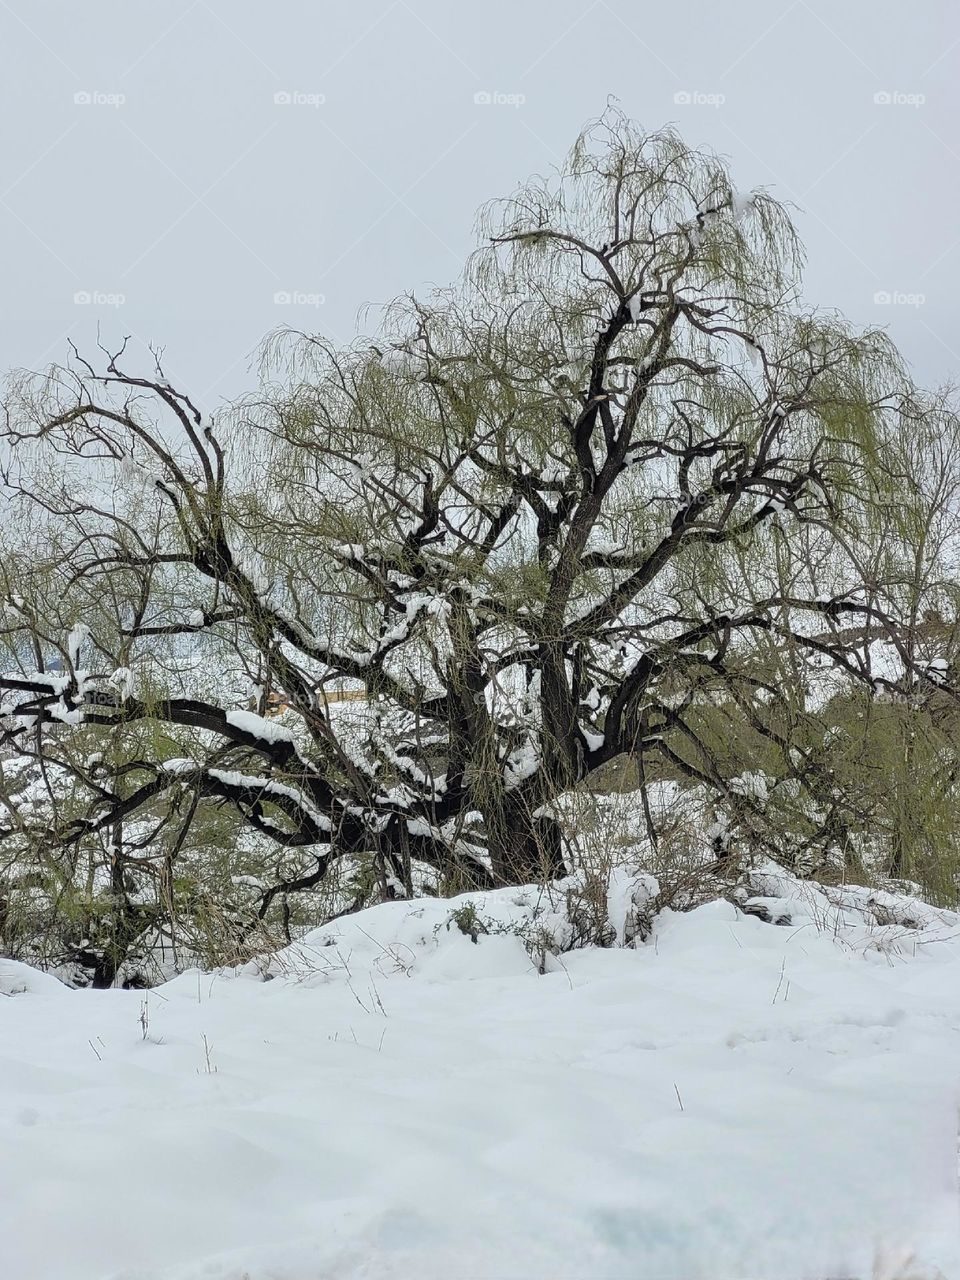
[{"left": 1, "top": 109, "right": 955, "bottom": 979}]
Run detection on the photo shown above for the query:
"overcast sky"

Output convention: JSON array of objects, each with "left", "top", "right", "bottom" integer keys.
[{"left": 1, "top": 1, "right": 957, "bottom": 408}]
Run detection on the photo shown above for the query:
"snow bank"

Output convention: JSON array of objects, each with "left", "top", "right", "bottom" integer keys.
[
  {"left": 1, "top": 872, "right": 958, "bottom": 1280},
  {"left": 255, "top": 868, "right": 660, "bottom": 985},
  {"left": 733, "top": 861, "right": 960, "bottom": 954},
  {"left": 0, "top": 957, "right": 68, "bottom": 997}
]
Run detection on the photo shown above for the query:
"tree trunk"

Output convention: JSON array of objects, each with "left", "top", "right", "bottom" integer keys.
[{"left": 484, "top": 794, "right": 565, "bottom": 885}]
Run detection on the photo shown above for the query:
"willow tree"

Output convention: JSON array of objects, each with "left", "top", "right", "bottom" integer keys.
[{"left": 0, "top": 108, "right": 944, "bottom": 943}]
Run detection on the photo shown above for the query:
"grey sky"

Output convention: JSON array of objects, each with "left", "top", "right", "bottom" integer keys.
[{"left": 1, "top": 0, "right": 957, "bottom": 409}]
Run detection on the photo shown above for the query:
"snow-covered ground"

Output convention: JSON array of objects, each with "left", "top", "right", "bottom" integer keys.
[{"left": 2, "top": 877, "right": 959, "bottom": 1280}]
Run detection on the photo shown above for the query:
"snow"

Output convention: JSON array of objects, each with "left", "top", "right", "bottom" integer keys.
[
  {"left": 502, "top": 738, "right": 541, "bottom": 788},
  {"left": 731, "top": 189, "right": 756, "bottom": 224},
  {"left": 206, "top": 767, "right": 332, "bottom": 831},
  {"left": 45, "top": 702, "right": 83, "bottom": 726},
  {"left": 224, "top": 707, "right": 297, "bottom": 745},
  {"left": 109, "top": 665, "right": 134, "bottom": 701},
  {"left": 379, "top": 347, "right": 416, "bottom": 374},
  {"left": 17, "top": 669, "right": 70, "bottom": 695},
  {"left": 729, "top": 770, "right": 771, "bottom": 805},
  {"left": 927, "top": 658, "right": 950, "bottom": 685},
  {"left": 66, "top": 622, "right": 89, "bottom": 670},
  {"left": 1, "top": 877, "right": 959, "bottom": 1280},
  {"left": 158, "top": 758, "right": 331, "bottom": 830},
  {"left": 161, "top": 757, "right": 196, "bottom": 774}
]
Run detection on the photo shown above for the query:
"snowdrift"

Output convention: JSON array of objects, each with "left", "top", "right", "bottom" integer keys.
[{"left": 1, "top": 868, "right": 958, "bottom": 1280}]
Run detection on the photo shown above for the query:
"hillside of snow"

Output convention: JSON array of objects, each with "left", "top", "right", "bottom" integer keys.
[{"left": 2, "top": 873, "right": 959, "bottom": 1280}]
